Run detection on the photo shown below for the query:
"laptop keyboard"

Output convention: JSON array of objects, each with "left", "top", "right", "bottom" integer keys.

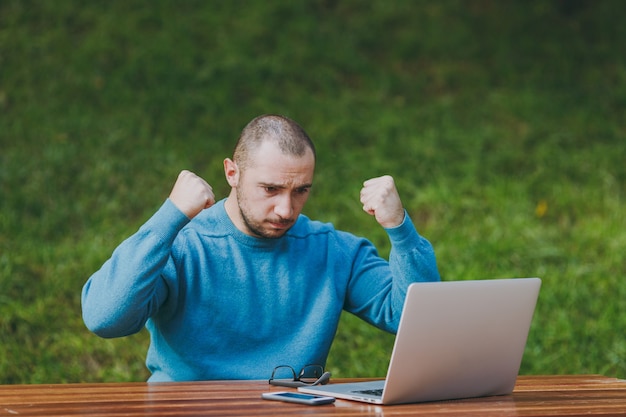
[{"left": 353, "top": 389, "right": 383, "bottom": 397}]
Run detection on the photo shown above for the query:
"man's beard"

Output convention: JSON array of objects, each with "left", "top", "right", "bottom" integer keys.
[{"left": 237, "top": 189, "right": 293, "bottom": 239}]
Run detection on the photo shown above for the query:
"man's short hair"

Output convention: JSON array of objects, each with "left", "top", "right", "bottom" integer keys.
[{"left": 233, "top": 114, "right": 316, "bottom": 169}]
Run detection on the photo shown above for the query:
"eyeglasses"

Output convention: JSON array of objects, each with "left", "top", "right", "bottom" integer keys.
[{"left": 268, "top": 364, "right": 331, "bottom": 388}]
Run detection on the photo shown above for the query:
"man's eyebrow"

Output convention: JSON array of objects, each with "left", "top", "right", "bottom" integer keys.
[
  {"left": 258, "top": 182, "right": 313, "bottom": 189},
  {"left": 259, "top": 182, "right": 285, "bottom": 189}
]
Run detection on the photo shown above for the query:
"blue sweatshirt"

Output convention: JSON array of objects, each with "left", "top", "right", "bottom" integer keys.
[{"left": 81, "top": 199, "right": 439, "bottom": 381}]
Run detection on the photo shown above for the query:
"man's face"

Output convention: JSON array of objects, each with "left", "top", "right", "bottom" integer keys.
[{"left": 226, "top": 141, "right": 315, "bottom": 239}]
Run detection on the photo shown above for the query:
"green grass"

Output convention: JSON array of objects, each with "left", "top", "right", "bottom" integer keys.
[{"left": 1, "top": 0, "right": 625, "bottom": 383}]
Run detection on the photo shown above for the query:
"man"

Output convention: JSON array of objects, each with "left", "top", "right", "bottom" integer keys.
[{"left": 82, "top": 114, "right": 440, "bottom": 382}]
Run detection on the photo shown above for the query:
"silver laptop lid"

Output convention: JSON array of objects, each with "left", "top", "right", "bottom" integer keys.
[{"left": 381, "top": 278, "right": 541, "bottom": 404}]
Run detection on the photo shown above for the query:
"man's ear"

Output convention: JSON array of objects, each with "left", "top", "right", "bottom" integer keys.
[{"left": 224, "top": 158, "right": 239, "bottom": 187}]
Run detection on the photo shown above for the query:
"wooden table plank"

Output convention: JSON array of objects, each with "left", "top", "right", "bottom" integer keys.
[{"left": 1, "top": 376, "right": 626, "bottom": 416}]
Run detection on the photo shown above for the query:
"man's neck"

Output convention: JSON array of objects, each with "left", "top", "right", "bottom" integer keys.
[{"left": 223, "top": 190, "right": 240, "bottom": 228}]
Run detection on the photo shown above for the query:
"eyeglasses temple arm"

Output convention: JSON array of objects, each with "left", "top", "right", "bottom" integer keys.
[{"left": 313, "top": 371, "right": 331, "bottom": 386}]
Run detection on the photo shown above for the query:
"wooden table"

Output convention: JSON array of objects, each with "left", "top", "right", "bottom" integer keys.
[{"left": 1, "top": 375, "right": 626, "bottom": 416}]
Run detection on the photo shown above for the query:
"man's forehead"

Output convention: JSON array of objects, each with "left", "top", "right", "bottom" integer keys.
[
  {"left": 244, "top": 156, "right": 314, "bottom": 187},
  {"left": 250, "top": 166, "right": 314, "bottom": 186},
  {"left": 247, "top": 140, "right": 313, "bottom": 166}
]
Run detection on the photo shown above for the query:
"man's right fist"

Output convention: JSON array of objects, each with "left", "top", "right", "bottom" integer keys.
[{"left": 169, "top": 170, "right": 215, "bottom": 219}]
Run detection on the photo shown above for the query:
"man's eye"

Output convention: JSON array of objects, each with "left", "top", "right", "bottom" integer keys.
[{"left": 264, "top": 186, "right": 278, "bottom": 193}]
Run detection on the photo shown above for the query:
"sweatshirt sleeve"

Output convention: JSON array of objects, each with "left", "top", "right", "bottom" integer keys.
[
  {"left": 345, "top": 210, "right": 440, "bottom": 333},
  {"left": 385, "top": 210, "right": 440, "bottom": 303},
  {"left": 81, "top": 199, "right": 190, "bottom": 338}
]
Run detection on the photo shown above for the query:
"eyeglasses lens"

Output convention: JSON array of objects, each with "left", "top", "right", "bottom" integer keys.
[
  {"left": 271, "top": 365, "right": 297, "bottom": 381},
  {"left": 298, "top": 365, "right": 324, "bottom": 383}
]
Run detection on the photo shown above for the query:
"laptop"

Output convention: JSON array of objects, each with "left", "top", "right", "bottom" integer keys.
[{"left": 299, "top": 278, "right": 541, "bottom": 405}]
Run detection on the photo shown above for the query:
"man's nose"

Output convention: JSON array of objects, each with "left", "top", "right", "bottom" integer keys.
[{"left": 274, "top": 194, "right": 293, "bottom": 219}]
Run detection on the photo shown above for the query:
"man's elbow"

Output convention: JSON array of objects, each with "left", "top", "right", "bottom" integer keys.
[
  {"left": 420, "top": 260, "right": 441, "bottom": 282},
  {"left": 82, "top": 307, "right": 141, "bottom": 338}
]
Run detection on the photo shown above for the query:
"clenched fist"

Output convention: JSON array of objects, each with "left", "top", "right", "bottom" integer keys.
[
  {"left": 360, "top": 175, "right": 405, "bottom": 228},
  {"left": 169, "top": 170, "right": 215, "bottom": 219}
]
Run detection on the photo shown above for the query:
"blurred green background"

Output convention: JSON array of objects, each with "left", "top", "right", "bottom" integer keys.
[{"left": 1, "top": 0, "right": 625, "bottom": 383}]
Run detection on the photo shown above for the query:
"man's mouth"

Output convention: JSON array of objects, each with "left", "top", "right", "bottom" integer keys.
[{"left": 268, "top": 219, "right": 292, "bottom": 229}]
